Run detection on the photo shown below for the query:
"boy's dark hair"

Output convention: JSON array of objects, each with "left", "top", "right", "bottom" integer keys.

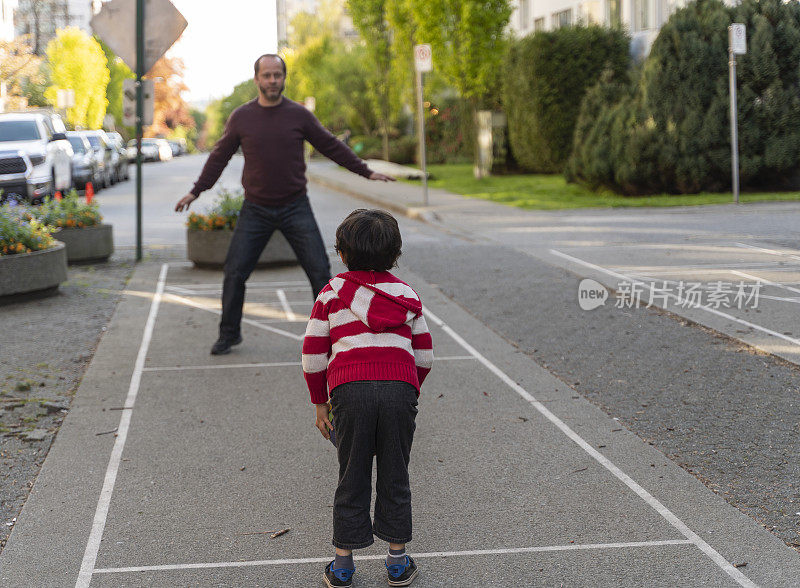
[{"left": 335, "top": 209, "right": 402, "bottom": 271}]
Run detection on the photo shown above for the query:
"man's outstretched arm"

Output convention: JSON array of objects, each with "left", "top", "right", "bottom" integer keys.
[
  {"left": 176, "top": 115, "right": 242, "bottom": 211},
  {"left": 304, "top": 115, "right": 395, "bottom": 182}
]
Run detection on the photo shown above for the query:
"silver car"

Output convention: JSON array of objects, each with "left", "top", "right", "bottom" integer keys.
[
  {"left": 0, "top": 111, "right": 73, "bottom": 203},
  {"left": 81, "top": 130, "right": 115, "bottom": 188}
]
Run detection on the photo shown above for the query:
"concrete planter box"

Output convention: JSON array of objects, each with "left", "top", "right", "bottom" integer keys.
[
  {"left": 0, "top": 243, "right": 68, "bottom": 300},
  {"left": 187, "top": 228, "right": 298, "bottom": 269},
  {"left": 54, "top": 224, "right": 114, "bottom": 263}
]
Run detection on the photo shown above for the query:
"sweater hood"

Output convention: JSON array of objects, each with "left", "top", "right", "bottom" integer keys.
[{"left": 332, "top": 271, "right": 422, "bottom": 332}]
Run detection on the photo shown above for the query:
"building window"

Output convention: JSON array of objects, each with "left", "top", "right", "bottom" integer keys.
[
  {"left": 607, "top": 0, "right": 621, "bottom": 27},
  {"left": 552, "top": 9, "right": 572, "bottom": 29},
  {"left": 534, "top": 17, "right": 546, "bottom": 31},
  {"left": 520, "top": 0, "right": 530, "bottom": 30},
  {"left": 580, "top": 0, "right": 603, "bottom": 24},
  {"left": 633, "top": 0, "right": 653, "bottom": 30}
]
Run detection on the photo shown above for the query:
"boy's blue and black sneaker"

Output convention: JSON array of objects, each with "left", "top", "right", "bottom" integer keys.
[
  {"left": 386, "top": 555, "right": 418, "bottom": 587},
  {"left": 323, "top": 560, "right": 355, "bottom": 588}
]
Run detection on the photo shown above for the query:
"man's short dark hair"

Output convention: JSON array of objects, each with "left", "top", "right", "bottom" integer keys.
[
  {"left": 254, "top": 54, "right": 287, "bottom": 76},
  {"left": 335, "top": 209, "right": 402, "bottom": 272}
]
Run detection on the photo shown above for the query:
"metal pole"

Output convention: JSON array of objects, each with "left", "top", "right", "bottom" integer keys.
[
  {"left": 729, "top": 49, "right": 740, "bottom": 204},
  {"left": 415, "top": 69, "right": 428, "bottom": 206},
  {"left": 135, "top": 0, "right": 145, "bottom": 260}
]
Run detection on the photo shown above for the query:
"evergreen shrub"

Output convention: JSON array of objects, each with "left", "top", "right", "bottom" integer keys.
[
  {"left": 502, "top": 25, "right": 630, "bottom": 173},
  {"left": 567, "top": 0, "right": 800, "bottom": 194}
]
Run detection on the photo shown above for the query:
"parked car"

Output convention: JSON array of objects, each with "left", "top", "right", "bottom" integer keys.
[
  {"left": 155, "top": 138, "right": 173, "bottom": 162},
  {"left": 106, "top": 131, "right": 130, "bottom": 182},
  {"left": 65, "top": 131, "right": 99, "bottom": 190},
  {"left": 0, "top": 110, "right": 73, "bottom": 203},
  {"left": 81, "top": 130, "right": 114, "bottom": 188},
  {"left": 127, "top": 138, "right": 161, "bottom": 162},
  {"left": 167, "top": 140, "right": 187, "bottom": 157}
]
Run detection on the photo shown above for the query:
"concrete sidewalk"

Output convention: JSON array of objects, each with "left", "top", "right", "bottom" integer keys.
[
  {"left": 2, "top": 251, "right": 799, "bottom": 586},
  {"left": 307, "top": 160, "right": 494, "bottom": 226}
]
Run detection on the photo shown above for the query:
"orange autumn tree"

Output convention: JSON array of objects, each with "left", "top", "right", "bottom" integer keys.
[
  {"left": 145, "top": 55, "right": 194, "bottom": 137},
  {"left": 0, "top": 35, "right": 44, "bottom": 111}
]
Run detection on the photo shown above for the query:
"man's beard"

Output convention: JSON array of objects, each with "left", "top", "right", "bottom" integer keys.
[{"left": 262, "top": 82, "right": 285, "bottom": 99}]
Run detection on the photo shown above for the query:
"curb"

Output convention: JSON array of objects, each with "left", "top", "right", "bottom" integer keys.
[{"left": 307, "top": 171, "right": 442, "bottom": 226}]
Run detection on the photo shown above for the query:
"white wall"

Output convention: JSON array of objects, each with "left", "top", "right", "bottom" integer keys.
[
  {"left": 1, "top": 0, "right": 18, "bottom": 41},
  {"left": 508, "top": 0, "right": 713, "bottom": 58}
]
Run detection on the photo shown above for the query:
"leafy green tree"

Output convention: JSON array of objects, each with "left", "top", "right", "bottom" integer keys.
[
  {"left": 98, "top": 39, "right": 135, "bottom": 132},
  {"left": 44, "top": 27, "right": 110, "bottom": 129},
  {"left": 348, "top": 0, "right": 401, "bottom": 159},
  {"left": 283, "top": 6, "right": 378, "bottom": 136},
  {"left": 203, "top": 98, "right": 225, "bottom": 148},
  {"left": 408, "top": 0, "right": 512, "bottom": 167}
]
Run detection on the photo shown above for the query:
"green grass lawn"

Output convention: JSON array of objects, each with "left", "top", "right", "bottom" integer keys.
[{"left": 404, "top": 164, "right": 800, "bottom": 210}]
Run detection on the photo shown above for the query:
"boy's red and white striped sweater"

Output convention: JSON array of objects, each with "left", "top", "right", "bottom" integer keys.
[{"left": 302, "top": 271, "right": 433, "bottom": 404}]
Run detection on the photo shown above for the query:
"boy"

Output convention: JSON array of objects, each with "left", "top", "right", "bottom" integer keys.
[{"left": 302, "top": 209, "right": 433, "bottom": 587}]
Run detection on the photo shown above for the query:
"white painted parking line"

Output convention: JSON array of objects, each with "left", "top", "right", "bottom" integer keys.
[
  {"left": 423, "top": 306, "right": 756, "bottom": 587},
  {"left": 608, "top": 262, "right": 783, "bottom": 273},
  {"left": 731, "top": 270, "right": 800, "bottom": 296},
  {"left": 76, "top": 264, "right": 170, "bottom": 588},
  {"left": 759, "top": 295, "right": 800, "bottom": 304},
  {"left": 549, "top": 248, "right": 800, "bottom": 351},
  {"left": 276, "top": 289, "right": 297, "bottom": 321},
  {"left": 144, "top": 362, "right": 302, "bottom": 372},
  {"left": 165, "top": 286, "right": 310, "bottom": 296},
  {"left": 165, "top": 293, "right": 303, "bottom": 341},
  {"left": 92, "top": 540, "right": 694, "bottom": 575},
  {"left": 78, "top": 269, "right": 754, "bottom": 586},
  {"left": 142, "top": 356, "right": 477, "bottom": 373},
  {"left": 734, "top": 242, "right": 800, "bottom": 262},
  {"left": 167, "top": 280, "right": 309, "bottom": 289}
]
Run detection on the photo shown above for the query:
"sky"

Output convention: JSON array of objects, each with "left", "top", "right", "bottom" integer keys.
[{"left": 167, "top": 0, "right": 278, "bottom": 106}]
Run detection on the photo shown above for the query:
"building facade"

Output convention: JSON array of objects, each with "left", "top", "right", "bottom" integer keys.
[
  {"left": 1, "top": 0, "right": 18, "bottom": 41},
  {"left": 508, "top": 0, "right": 695, "bottom": 57},
  {"left": 14, "top": 0, "right": 100, "bottom": 54},
  {"left": 276, "top": 0, "right": 358, "bottom": 48}
]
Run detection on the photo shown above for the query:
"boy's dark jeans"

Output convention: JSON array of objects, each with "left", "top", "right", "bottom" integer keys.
[
  {"left": 330, "top": 381, "right": 418, "bottom": 549},
  {"left": 219, "top": 196, "right": 331, "bottom": 340}
]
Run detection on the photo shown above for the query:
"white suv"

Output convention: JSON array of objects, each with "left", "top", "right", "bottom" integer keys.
[{"left": 0, "top": 111, "right": 74, "bottom": 203}]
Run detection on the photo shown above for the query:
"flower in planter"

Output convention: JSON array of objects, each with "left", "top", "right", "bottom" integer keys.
[
  {"left": 25, "top": 189, "right": 102, "bottom": 230},
  {"left": 186, "top": 189, "right": 244, "bottom": 231},
  {"left": 0, "top": 200, "right": 56, "bottom": 256}
]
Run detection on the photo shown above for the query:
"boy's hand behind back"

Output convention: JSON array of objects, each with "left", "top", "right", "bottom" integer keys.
[{"left": 315, "top": 403, "right": 333, "bottom": 440}]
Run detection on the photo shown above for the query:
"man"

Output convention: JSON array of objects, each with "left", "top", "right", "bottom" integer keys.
[{"left": 176, "top": 54, "right": 394, "bottom": 355}]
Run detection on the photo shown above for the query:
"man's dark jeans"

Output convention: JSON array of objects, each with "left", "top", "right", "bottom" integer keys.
[
  {"left": 219, "top": 196, "right": 330, "bottom": 340},
  {"left": 330, "top": 381, "right": 418, "bottom": 549}
]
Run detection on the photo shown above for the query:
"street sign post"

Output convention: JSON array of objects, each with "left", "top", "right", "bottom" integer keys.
[
  {"left": 728, "top": 24, "right": 746, "bottom": 204},
  {"left": 90, "top": 0, "right": 187, "bottom": 76},
  {"left": 91, "top": 0, "right": 187, "bottom": 261},
  {"left": 414, "top": 44, "right": 432, "bottom": 206},
  {"left": 56, "top": 89, "right": 75, "bottom": 109},
  {"left": 122, "top": 78, "right": 154, "bottom": 127}
]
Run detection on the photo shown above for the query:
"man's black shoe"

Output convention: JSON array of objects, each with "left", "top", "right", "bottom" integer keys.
[{"left": 210, "top": 335, "right": 243, "bottom": 355}]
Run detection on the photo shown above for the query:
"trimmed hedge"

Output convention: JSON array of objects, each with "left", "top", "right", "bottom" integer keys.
[
  {"left": 567, "top": 0, "right": 800, "bottom": 194},
  {"left": 503, "top": 26, "right": 630, "bottom": 173}
]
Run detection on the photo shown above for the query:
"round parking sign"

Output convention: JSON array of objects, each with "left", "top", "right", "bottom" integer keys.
[{"left": 414, "top": 44, "right": 432, "bottom": 72}]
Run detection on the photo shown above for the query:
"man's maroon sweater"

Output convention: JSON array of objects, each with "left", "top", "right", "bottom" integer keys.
[{"left": 190, "top": 98, "right": 373, "bottom": 207}]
